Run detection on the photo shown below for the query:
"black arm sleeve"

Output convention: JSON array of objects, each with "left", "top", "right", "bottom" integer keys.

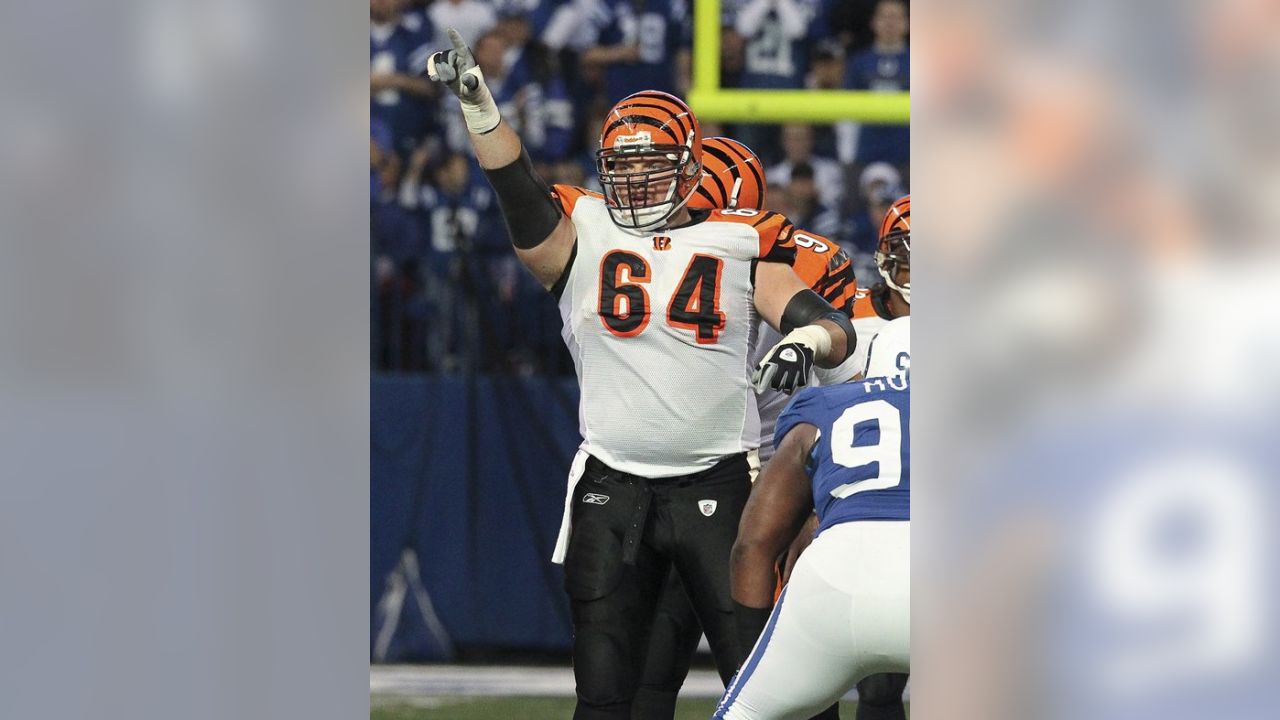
[
  {"left": 482, "top": 147, "right": 563, "bottom": 249},
  {"left": 734, "top": 600, "right": 773, "bottom": 659},
  {"left": 780, "top": 289, "right": 857, "bottom": 355}
]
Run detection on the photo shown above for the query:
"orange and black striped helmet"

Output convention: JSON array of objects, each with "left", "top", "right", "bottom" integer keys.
[
  {"left": 596, "top": 91, "right": 703, "bottom": 231},
  {"left": 876, "top": 194, "right": 911, "bottom": 303},
  {"left": 689, "top": 137, "right": 766, "bottom": 211}
]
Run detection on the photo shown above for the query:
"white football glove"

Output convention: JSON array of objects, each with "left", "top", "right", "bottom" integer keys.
[{"left": 427, "top": 28, "right": 501, "bottom": 134}]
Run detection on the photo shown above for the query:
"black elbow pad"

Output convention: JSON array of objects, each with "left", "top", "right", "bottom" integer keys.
[
  {"left": 781, "top": 288, "right": 856, "bottom": 358},
  {"left": 483, "top": 147, "right": 563, "bottom": 249},
  {"left": 780, "top": 289, "right": 837, "bottom": 333}
]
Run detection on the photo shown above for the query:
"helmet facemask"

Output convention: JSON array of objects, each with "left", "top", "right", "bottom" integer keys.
[
  {"left": 597, "top": 142, "right": 700, "bottom": 233},
  {"left": 876, "top": 230, "right": 911, "bottom": 303}
]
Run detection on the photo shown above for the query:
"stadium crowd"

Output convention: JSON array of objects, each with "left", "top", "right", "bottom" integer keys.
[{"left": 371, "top": 0, "right": 909, "bottom": 372}]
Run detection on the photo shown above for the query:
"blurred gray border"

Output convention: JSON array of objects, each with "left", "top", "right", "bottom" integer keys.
[{"left": 0, "top": 3, "right": 369, "bottom": 718}]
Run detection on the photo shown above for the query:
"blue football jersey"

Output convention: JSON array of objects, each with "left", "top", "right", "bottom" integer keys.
[
  {"left": 370, "top": 12, "right": 436, "bottom": 153},
  {"left": 595, "top": 0, "right": 691, "bottom": 102},
  {"left": 774, "top": 375, "right": 910, "bottom": 532}
]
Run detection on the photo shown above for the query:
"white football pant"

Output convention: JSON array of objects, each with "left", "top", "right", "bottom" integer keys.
[{"left": 714, "top": 520, "right": 910, "bottom": 720}]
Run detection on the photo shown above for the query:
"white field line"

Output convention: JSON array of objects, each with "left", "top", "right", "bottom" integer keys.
[
  {"left": 369, "top": 665, "right": 889, "bottom": 701},
  {"left": 370, "top": 664, "right": 726, "bottom": 698}
]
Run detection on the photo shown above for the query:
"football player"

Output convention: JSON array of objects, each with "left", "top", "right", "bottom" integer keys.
[
  {"left": 778, "top": 196, "right": 911, "bottom": 720},
  {"left": 848, "top": 195, "right": 910, "bottom": 378},
  {"left": 428, "top": 31, "right": 856, "bottom": 719},
  {"left": 633, "top": 137, "right": 856, "bottom": 720},
  {"left": 714, "top": 317, "right": 911, "bottom": 720}
]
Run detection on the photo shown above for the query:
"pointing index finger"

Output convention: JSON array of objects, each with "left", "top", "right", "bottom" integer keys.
[{"left": 448, "top": 28, "right": 468, "bottom": 54}]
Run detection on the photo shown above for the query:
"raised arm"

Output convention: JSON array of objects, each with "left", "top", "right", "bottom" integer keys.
[{"left": 427, "top": 29, "right": 576, "bottom": 289}]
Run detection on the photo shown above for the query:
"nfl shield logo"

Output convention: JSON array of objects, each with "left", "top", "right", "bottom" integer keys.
[{"left": 698, "top": 500, "right": 717, "bottom": 517}]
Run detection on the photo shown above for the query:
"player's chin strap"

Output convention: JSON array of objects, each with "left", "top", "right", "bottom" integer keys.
[
  {"left": 614, "top": 176, "right": 700, "bottom": 235},
  {"left": 879, "top": 267, "right": 911, "bottom": 304}
]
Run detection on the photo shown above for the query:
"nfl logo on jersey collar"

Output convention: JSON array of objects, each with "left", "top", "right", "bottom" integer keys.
[{"left": 698, "top": 500, "right": 717, "bottom": 516}]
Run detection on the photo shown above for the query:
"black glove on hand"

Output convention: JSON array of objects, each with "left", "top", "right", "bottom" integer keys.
[{"left": 752, "top": 341, "right": 815, "bottom": 395}]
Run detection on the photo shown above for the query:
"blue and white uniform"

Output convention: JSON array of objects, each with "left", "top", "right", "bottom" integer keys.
[
  {"left": 715, "top": 317, "right": 911, "bottom": 720},
  {"left": 370, "top": 11, "right": 436, "bottom": 155}
]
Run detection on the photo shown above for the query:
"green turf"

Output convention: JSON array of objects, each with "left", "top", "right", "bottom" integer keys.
[{"left": 371, "top": 696, "right": 859, "bottom": 719}]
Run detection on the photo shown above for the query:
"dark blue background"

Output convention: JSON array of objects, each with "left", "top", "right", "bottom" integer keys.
[{"left": 371, "top": 374, "right": 582, "bottom": 659}]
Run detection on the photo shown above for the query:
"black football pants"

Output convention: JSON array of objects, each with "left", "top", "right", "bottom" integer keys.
[{"left": 565, "top": 454, "right": 752, "bottom": 720}]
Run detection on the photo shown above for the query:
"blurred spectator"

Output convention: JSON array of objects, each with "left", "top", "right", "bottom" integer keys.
[
  {"left": 542, "top": 0, "right": 601, "bottom": 52},
  {"left": 779, "top": 162, "right": 843, "bottom": 242},
  {"left": 736, "top": 0, "right": 829, "bottom": 89},
  {"left": 490, "top": 16, "right": 574, "bottom": 163},
  {"left": 581, "top": 0, "right": 692, "bottom": 103},
  {"left": 372, "top": 135, "right": 426, "bottom": 370},
  {"left": 827, "top": 0, "right": 885, "bottom": 50},
  {"left": 847, "top": 161, "right": 904, "bottom": 252},
  {"left": 767, "top": 123, "right": 845, "bottom": 209},
  {"left": 720, "top": 26, "right": 747, "bottom": 88},
  {"left": 807, "top": 40, "right": 846, "bottom": 160},
  {"left": 371, "top": 119, "right": 397, "bottom": 200},
  {"left": 492, "top": 0, "right": 563, "bottom": 38},
  {"left": 428, "top": 0, "right": 498, "bottom": 49},
  {"left": 843, "top": 0, "right": 909, "bottom": 165},
  {"left": 569, "top": 100, "right": 609, "bottom": 193},
  {"left": 371, "top": 0, "right": 438, "bottom": 156},
  {"left": 400, "top": 151, "right": 508, "bottom": 370}
]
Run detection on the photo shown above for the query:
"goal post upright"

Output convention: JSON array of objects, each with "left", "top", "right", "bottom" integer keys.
[{"left": 686, "top": 0, "right": 910, "bottom": 125}]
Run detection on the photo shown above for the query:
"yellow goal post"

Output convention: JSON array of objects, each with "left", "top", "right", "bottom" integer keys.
[{"left": 686, "top": 0, "right": 909, "bottom": 125}]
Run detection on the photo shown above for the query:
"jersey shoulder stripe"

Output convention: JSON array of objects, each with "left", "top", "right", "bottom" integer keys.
[
  {"left": 550, "top": 183, "right": 604, "bottom": 216},
  {"left": 707, "top": 209, "right": 797, "bottom": 264}
]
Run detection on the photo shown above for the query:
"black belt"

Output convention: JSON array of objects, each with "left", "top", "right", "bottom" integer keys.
[{"left": 584, "top": 454, "right": 746, "bottom": 564}]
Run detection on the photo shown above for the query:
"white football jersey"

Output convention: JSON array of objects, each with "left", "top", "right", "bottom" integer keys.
[
  {"left": 552, "top": 184, "right": 797, "bottom": 477},
  {"left": 845, "top": 285, "right": 900, "bottom": 379}
]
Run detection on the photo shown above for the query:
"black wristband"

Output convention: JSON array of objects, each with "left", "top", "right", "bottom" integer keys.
[
  {"left": 483, "top": 147, "right": 562, "bottom": 249},
  {"left": 818, "top": 310, "right": 856, "bottom": 361},
  {"left": 778, "top": 289, "right": 856, "bottom": 362},
  {"left": 734, "top": 600, "right": 773, "bottom": 658}
]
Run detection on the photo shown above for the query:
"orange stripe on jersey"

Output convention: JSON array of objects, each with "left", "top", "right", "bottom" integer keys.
[
  {"left": 790, "top": 232, "right": 839, "bottom": 288},
  {"left": 792, "top": 236, "right": 857, "bottom": 316},
  {"left": 550, "top": 183, "right": 603, "bottom": 217}
]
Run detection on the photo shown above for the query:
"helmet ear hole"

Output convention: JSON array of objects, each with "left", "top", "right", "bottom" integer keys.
[{"left": 687, "top": 137, "right": 765, "bottom": 212}]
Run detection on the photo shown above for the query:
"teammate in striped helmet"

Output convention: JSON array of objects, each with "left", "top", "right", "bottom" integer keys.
[
  {"left": 689, "top": 137, "right": 767, "bottom": 212},
  {"left": 876, "top": 194, "right": 910, "bottom": 303},
  {"left": 596, "top": 91, "right": 704, "bottom": 231}
]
